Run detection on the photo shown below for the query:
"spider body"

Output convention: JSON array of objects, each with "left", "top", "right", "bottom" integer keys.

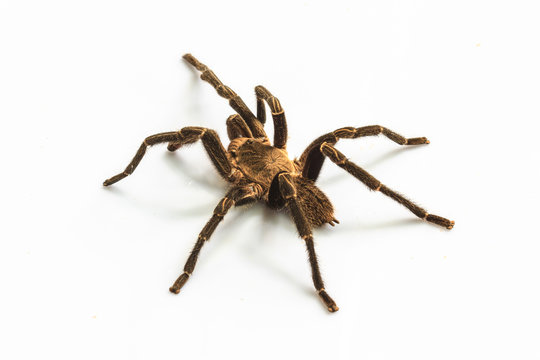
[
  {"left": 230, "top": 137, "right": 295, "bottom": 188},
  {"left": 104, "top": 54, "right": 454, "bottom": 312},
  {"left": 229, "top": 137, "right": 337, "bottom": 227}
]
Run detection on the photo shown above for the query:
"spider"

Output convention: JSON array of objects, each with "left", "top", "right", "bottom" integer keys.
[{"left": 103, "top": 53, "right": 454, "bottom": 312}]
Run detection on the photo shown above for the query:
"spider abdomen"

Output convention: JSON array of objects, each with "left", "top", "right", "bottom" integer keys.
[{"left": 293, "top": 176, "right": 336, "bottom": 227}]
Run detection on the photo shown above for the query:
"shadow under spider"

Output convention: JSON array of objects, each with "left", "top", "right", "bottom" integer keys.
[
  {"left": 181, "top": 59, "right": 207, "bottom": 126},
  {"left": 162, "top": 151, "right": 228, "bottom": 190},
  {"left": 244, "top": 204, "right": 314, "bottom": 295},
  {"left": 326, "top": 217, "right": 421, "bottom": 233},
  {"left": 318, "top": 146, "right": 419, "bottom": 187},
  {"left": 102, "top": 160, "right": 224, "bottom": 219}
]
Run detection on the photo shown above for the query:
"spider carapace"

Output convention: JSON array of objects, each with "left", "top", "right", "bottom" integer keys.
[{"left": 104, "top": 53, "right": 454, "bottom": 312}]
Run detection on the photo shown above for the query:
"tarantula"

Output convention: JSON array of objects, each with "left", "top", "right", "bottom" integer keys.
[{"left": 103, "top": 54, "right": 454, "bottom": 312}]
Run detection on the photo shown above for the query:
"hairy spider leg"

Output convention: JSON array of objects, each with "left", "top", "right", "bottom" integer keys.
[
  {"left": 256, "top": 91, "right": 266, "bottom": 125},
  {"left": 320, "top": 142, "right": 454, "bottom": 229},
  {"left": 169, "top": 184, "right": 261, "bottom": 294},
  {"left": 278, "top": 172, "right": 339, "bottom": 312},
  {"left": 255, "top": 86, "right": 288, "bottom": 149},
  {"left": 225, "top": 114, "right": 253, "bottom": 140},
  {"left": 183, "top": 53, "right": 266, "bottom": 138},
  {"left": 169, "top": 196, "right": 235, "bottom": 294},
  {"left": 300, "top": 125, "right": 430, "bottom": 181},
  {"left": 103, "top": 127, "right": 232, "bottom": 186}
]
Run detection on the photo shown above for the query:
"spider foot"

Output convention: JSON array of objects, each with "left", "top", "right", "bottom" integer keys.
[
  {"left": 406, "top": 137, "right": 430, "bottom": 145},
  {"left": 169, "top": 272, "right": 190, "bottom": 294},
  {"left": 318, "top": 289, "right": 339, "bottom": 313},
  {"left": 425, "top": 214, "right": 455, "bottom": 230},
  {"left": 103, "top": 173, "right": 127, "bottom": 186}
]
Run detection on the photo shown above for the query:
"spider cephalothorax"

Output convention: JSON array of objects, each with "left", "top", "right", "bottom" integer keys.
[{"left": 104, "top": 54, "right": 454, "bottom": 312}]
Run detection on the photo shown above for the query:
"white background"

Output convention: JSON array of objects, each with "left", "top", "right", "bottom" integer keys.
[{"left": 1, "top": 1, "right": 539, "bottom": 359}]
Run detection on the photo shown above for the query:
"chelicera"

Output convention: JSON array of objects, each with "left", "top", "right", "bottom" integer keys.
[{"left": 103, "top": 54, "right": 454, "bottom": 312}]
